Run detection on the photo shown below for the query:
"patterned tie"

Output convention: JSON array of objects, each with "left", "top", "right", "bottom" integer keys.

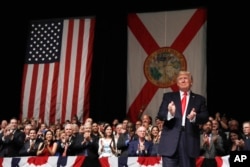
[{"left": 181, "top": 92, "right": 187, "bottom": 115}]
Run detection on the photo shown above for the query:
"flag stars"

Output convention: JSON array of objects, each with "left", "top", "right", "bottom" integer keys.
[{"left": 25, "top": 20, "right": 63, "bottom": 64}]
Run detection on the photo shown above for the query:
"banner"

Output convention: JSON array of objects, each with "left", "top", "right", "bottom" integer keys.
[
  {"left": 0, "top": 156, "right": 231, "bottom": 167},
  {"left": 0, "top": 156, "right": 85, "bottom": 167}
]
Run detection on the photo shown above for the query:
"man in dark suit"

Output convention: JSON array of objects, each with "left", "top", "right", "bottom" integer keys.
[
  {"left": 0, "top": 118, "right": 25, "bottom": 157},
  {"left": 74, "top": 123, "right": 100, "bottom": 167},
  {"left": 19, "top": 128, "right": 43, "bottom": 156},
  {"left": 242, "top": 121, "right": 250, "bottom": 151},
  {"left": 157, "top": 71, "right": 209, "bottom": 167},
  {"left": 57, "top": 123, "right": 78, "bottom": 156},
  {"left": 128, "top": 126, "right": 153, "bottom": 156},
  {"left": 117, "top": 121, "right": 137, "bottom": 157}
]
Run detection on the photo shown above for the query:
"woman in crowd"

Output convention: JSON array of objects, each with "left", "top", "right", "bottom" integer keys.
[
  {"left": 226, "top": 129, "right": 244, "bottom": 153},
  {"left": 37, "top": 130, "right": 58, "bottom": 156},
  {"left": 150, "top": 125, "right": 161, "bottom": 156},
  {"left": 98, "top": 125, "right": 116, "bottom": 158}
]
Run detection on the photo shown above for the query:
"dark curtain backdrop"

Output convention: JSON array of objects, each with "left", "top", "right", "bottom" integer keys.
[{"left": 1, "top": 1, "right": 249, "bottom": 125}]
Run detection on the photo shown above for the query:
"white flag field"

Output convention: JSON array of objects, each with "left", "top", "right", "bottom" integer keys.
[{"left": 127, "top": 8, "right": 207, "bottom": 123}]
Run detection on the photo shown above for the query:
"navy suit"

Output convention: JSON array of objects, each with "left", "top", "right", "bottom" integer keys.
[
  {"left": 157, "top": 91, "right": 208, "bottom": 167},
  {"left": 74, "top": 133, "right": 101, "bottom": 167},
  {"left": 243, "top": 138, "right": 250, "bottom": 151},
  {"left": 128, "top": 139, "right": 153, "bottom": 156},
  {"left": 0, "top": 129, "right": 25, "bottom": 157},
  {"left": 19, "top": 138, "right": 43, "bottom": 156},
  {"left": 73, "top": 133, "right": 99, "bottom": 157},
  {"left": 57, "top": 135, "right": 78, "bottom": 156},
  {"left": 117, "top": 132, "right": 137, "bottom": 157}
]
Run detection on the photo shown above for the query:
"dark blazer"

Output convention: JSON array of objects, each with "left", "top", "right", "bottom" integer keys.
[
  {"left": 73, "top": 133, "right": 99, "bottom": 158},
  {"left": 117, "top": 132, "right": 137, "bottom": 157},
  {"left": 19, "top": 138, "right": 43, "bottom": 156},
  {"left": 0, "top": 132, "right": 6, "bottom": 157},
  {"left": 243, "top": 138, "right": 250, "bottom": 151},
  {"left": 128, "top": 139, "right": 153, "bottom": 156},
  {"left": 0, "top": 129, "right": 25, "bottom": 157},
  {"left": 57, "top": 135, "right": 78, "bottom": 156},
  {"left": 157, "top": 91, "right": 208, "bottom": 157}
]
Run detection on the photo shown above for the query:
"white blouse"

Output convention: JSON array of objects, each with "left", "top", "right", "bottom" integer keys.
[{"left": 98, "top": 137, "right": 115, "bottom": 158}]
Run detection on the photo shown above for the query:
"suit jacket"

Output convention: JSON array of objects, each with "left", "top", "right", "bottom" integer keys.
[
  {"left": 199, "top": 133, "right": 225, "bottom": 158},
  {"left": 0, "top": 129, "right": 25, "bottom": 157},
  {"left": 157, "top": 91, "right": 208, "bottom": 157},
  {"left": 57, "top": 135, "right": 78, "bottom": 156},
  {"left": 117, "top": 132, "right": 137, "bottom": 157},
  {"left": 19, "top": 138, "right": 43, "bottom": 156},
  {"left": 128, "top": 139, "right": 153, "bottom": 156},
  {"left": 0, "top": 132, "right": 6, "bottom": 157},
  {"left": 73, "top": 133, "right": 99, "bottom": 158},
  {"left": 243, "top": 138, "right": 250, "bottom": 151}
]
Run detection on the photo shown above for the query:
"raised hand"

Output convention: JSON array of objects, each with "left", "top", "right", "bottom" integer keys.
[
  {"left": 168, "top": 101, "right": 176, "bottom": 116},
  {"left": 187, "top": 108, "right": 196, "bottom": 120}
]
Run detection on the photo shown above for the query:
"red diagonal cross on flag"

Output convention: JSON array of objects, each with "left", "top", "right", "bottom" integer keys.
[{"left": 127, "top": 8, "right": 207, "bottom": 123}]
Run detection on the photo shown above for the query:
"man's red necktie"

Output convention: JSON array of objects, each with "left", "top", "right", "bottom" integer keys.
[{"left": 181, "top": 92, "right": 187, "bottom": 115}]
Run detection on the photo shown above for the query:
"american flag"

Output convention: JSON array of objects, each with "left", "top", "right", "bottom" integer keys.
[{"left": 20, "top": 18, "right": 95, "bottom": 124}]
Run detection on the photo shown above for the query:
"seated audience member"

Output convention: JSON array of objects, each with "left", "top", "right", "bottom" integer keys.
[
  {"left": 74, "top": 123, "right": 99, "bottom": 157},
  {"left": 211, "top": 119, "right": 228, "bottom": 155},
  {"left": 71, "top": 123, "right": 80, "bottom": 137},
  {"left": 242, "top": 121, "right": 250, "bottom": 151},
  {"left": 226, "top": 129, "right": 244, "bottom": 153},
  {"left": 113, "top": 123, "right": 123, "bottom": 156},
  {"left": 121, "top": 119, "right": 129, "bottom": 134},
  {"left": 0, "top": 118, "right": 25, "bottom": 157},
  {"left": 23, "top": 124, "right": 32, "bottom": 142},
  {"left": 135, "top": 120, "right": 142, "bottom": 130},
  {"left": 214, "top": 112, "right": 229, "bottom": 132},
  {"left": 228, "top": 119, "right": 241, "bottom": 132},
  {"left": 91, "top": 122, "right": 102, "bottom": 139},
  {"left": 154, "top": 116, "right": 163, "bottom": 137},
  {"left": 37, "top": 130, "right": 58, "bottom": 156},
  {"left": 84, "top": 117, "right": 93, "bottom": 125},
  {"left": 74, "top": 123, "right": 100, "bottom": 167},
  {"left": 0, "top": 120, "right": 8, "bottom": 134},
  {"left": 57, "top": 123, "right": 77, "bottom": 156},
  {"left": 128, "top": 126, "right": 153, "bottom": 156},
  {"left": 117, "top": 122, "right": 137, "bottom": 157},
  {"left": 200, "top": 120, "right": 225, "bottom": 167},
  {"left": 111, "top": 118, "right": 119, "bottom": 132},
  {"left": 54, "top": 128, "right": 62, "bottom": 142},
  {"left": 19, "top": 128, "right": 43, "bottom": 156},
  {"left": 150, "top": 126, "right": 161, "bottom": 156},
  {"left": 97, "top": 121, "right": 106, "bottom": 138},
  {"left": 141, "top": 114, "right": 153, "bottom": 141},
  {"left": 98, "top": 125, "right": 116, "bottom": 158}
]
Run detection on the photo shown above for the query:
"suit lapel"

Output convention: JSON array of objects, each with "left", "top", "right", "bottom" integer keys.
[
  {"left": 186, "top": 92, "right": 195, "bottom": 115},
  {"left": 173, "top": 92, "right": 182, "bottom": 115}
]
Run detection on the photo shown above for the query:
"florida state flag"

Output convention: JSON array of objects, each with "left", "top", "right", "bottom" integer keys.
[{"left": 127, "top": 8, "right": 207, "bottom": 123}]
